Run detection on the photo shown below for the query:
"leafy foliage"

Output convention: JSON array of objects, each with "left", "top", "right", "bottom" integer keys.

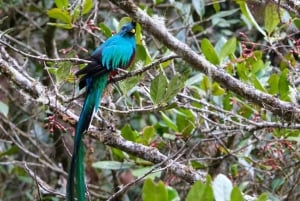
[{"left": 0, "top": 0, "right": 300, "bottom": 200}]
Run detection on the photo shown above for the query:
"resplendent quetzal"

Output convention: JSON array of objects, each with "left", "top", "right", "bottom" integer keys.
[{"left": 67, "top": 22, "right": 136, "bottom": 201}]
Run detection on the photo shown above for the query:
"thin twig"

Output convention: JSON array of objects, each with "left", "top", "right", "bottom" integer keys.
[{"left": 0, "top": 36, "right": 90, "bottom": 64}]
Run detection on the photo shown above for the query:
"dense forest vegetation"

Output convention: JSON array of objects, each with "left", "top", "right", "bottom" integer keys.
[{"left": 0, "top": 0, "right": 300, "bottom": 200}]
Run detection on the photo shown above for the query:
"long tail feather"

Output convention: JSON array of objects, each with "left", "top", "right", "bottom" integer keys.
[{"left": 67, "top": 73, "right": 109, "bottom": 201}]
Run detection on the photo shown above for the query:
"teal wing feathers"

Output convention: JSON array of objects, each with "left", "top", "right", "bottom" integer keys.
[{"left": 101, "top": 40, "right": 136, "bottom": 70}]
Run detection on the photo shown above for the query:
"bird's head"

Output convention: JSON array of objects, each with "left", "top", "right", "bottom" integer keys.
[{"left": 119, "top": 22, "right": 136, "bottom": 37}]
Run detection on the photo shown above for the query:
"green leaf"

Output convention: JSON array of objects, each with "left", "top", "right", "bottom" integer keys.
[
  {"left": 121, "top": 124, "right": 139, "bottom": 142},
  {"left": 223, "top": 93, "right": 233, "bottom": 111},
  {"left": 252, "top": 77, "right": 267, "bottom": 92},
  {"left": 271, "top": 178, "right": 284, "bottom": 191},
  {"left": 72, "top": 8, "right": 80, "bottom": 21},
  {"left": 92, "top": 161, "right": 134, "bottom": 170},
  {"left": 236, "top": 63, "right": 249, "bottom": 81},
  {"left": 256, "top": 193, "right": 268, "bottom": 201},
  {"left": 56, "top": 62, "right": 71, "bottom": 82},
  {"left": 201, "top": 38, "right": 220, "bottom": 65},
  {"left": 239, "top": 104, "right": 254, "bottom": 119},
  {"left": 163, "top": 74, "right": 185, "bottom": 102},
  {"left": 161, "top": 59, "right": 172, "bottom": 68},
  {"left": 237, "top": 1, "right": 266, "bottom": 36},
  {"left": 268, "top": 74, "right": 279, "bottom": 94},
  {"left": 162, "top": 133, "right": 176, "bottom": 140},
  {"left": 12, "top": 166, "right": 27, "bottom": 178},
  {"left": 212, "top": 174, "right": 233, "bottom": 201},
  {"left": 135, "top": 25, "right": 151, "bottom": 63},
  {"left": 167, "top": 186, "right": 180, "bottom": 201},
  {"left": 230, "top": 164, "right": 238, "bottom": 177},
  {"left": 136, "top": 44, "right": 151, "bottom": 64},
  {"left": 185, "top": 73, "right": 203, "bottom": 87},
  {"left": 294, "top": 19, "right": 300, "bottom": 29},
  {"left": 174, "top": 109, "right": 196, "bottom": 138},
  {"left": 278, "top": 68, "right": 290, "bottom": 101},
  {"left": 132, "top": 167, "right": 162, "bottom": 180},
  {"left": 99, "top": 22, "right": 112, "bottom": 38},
  {"left": 212, "top": 0, "right": 220, "bottom": 12},
  {"left": 280, "top": 53, "right": 297, "bottom": 69},
  {"left": 160, "top": 112, "right": 178, "bottom": 132},
  {"left": 0, "top": 101, "right": 9, "bottom": 117},
  {"left": 150, "top": 73, "right": 167, "bottom": 104},
  {"left": 192, "top": 24, "right": 204, "bottom": 33},
  {"left": 212, "top": 82, "right": 225, "bottom": 96},
  {"left": 208, "top": 8, "right": 239, "bottom": 20},
  {"left": 176, "top": 108, "right": 196, "bottom": 119},
  {"left": 135, "top": 22, "right": 143, "bottom": 45},
  {"left": 230, "top": 187, "right": 244, "bottom": 201},
  {"left": 142, "top": 126, "right": 156, "bottom": 145},
  {"left": 190, "top": 160, "right": 207, "bottom": 169},
  {"left": 47, "top": 8, "right": 72, "bottom": 24},
  {"left": 251, "top": 59, "right": 264, "bottom": 74},
  {"left": 111, "top": 148, "right": 126, "bottom": 160},
  {"left": 0, "top": 146, "right": 19, "bottom": 157},
  {"left": 82, "top": 0, "right": 93, "bottom": 15},
  {"left": 119, "top": 76, "right": 140, "bottom": 95},
  {"left": 142, "top": 179, "right": 168, "bottom": 201},
  {"left": 206, "top": 174, "right": 212, "bottom": 184},
  {"left": 185, "top": 181, "right": 204, "bottom": 201},
  {"left": 185, "top": 180, "right": 214, "bottom": 201},
  {"left": 219, "top": 37, "right": 236, "bottom": 60},
  {"left": 200, "top": 75, "right": 212, "bottom": 93},
  {"left": 47, "top": 22, "right": 73, "bottom": 29},
  {"left": 176, "top": 114, "right": 195, "bottom": 137},
  {"left": 55, "top": 0, "right": 68, "bottom": 9},
  {"left": 192, "top": 0, "right": 205, "bottom": 18},
  {"left": 47, "top": 67, "right": 57, "bottom": 75},
  {"left": 154, "top": 0, "right": 165, "bottom": 4},
  {"left": 264, "top": 3, "right": 280, "bottom": 35}
]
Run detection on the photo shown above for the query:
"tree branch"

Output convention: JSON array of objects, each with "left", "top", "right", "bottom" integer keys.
[
  {"left": 108, "top": 0, "right": 300, "bottom": 122},
  {"left": 90, "top": 130, "right": 205, "bottom": 184},
  {"left": 286, "top": 0, "right": 300, "bottom": 13},
  {"left": 0, "top": 50, "right": 205, "bottom": 185},
  {"left": 0, "top": 35, "right": 90, "bottom": 64}
]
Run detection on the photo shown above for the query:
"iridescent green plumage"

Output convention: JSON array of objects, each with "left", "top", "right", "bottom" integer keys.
[{"left": 67, "top": 22, "right": 136, "bottom": 201}]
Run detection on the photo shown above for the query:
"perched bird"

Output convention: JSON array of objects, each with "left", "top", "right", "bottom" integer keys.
[{"left": 67, "top": 22, "right": 136, "bottom": 201}]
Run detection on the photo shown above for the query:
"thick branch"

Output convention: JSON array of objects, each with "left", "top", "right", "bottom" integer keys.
[
  {"left": 90, "top": 130, "right": 205, "bottom": 183},
  {"left": 108, "top": 0, "right": 300, "bottom": 122},
  {"left": 0, "top": 54, "right": 205, "bottom": 184}
]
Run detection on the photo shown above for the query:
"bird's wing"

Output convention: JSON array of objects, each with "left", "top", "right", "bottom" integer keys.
[
  {"left": 75, "top": 37, "right": 135, "bottom": 89},
  {"left": 101, "top": 39, "right": 135, "bottom": 70}
]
